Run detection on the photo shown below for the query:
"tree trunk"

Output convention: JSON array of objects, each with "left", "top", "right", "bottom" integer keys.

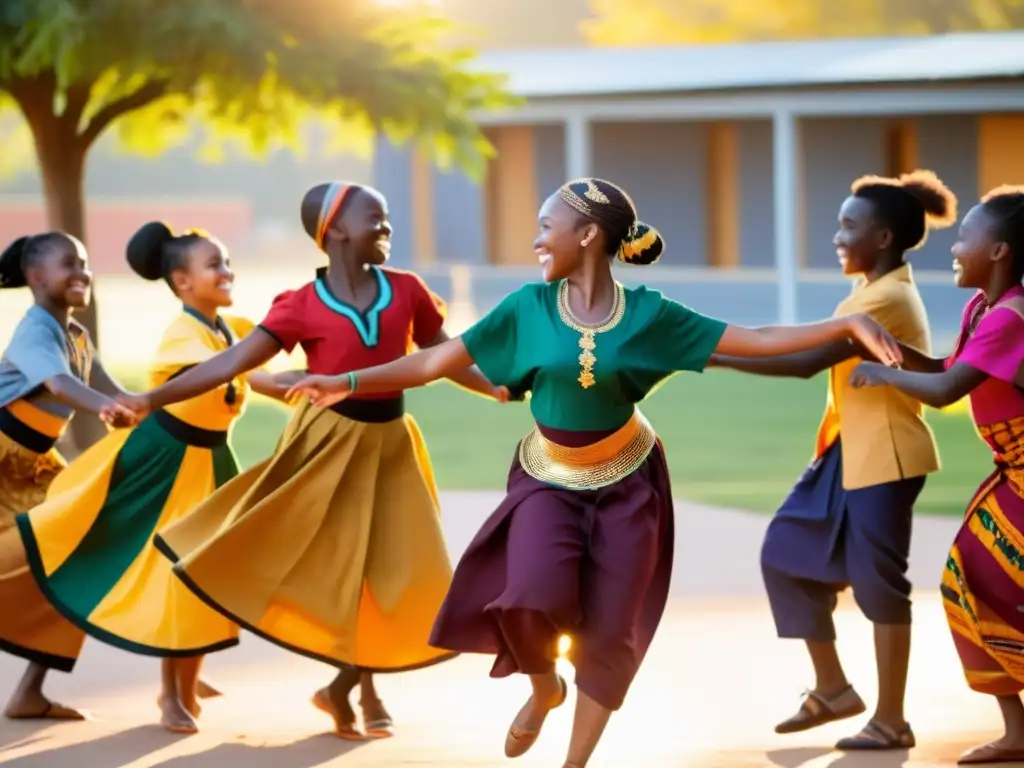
[{"left": 32, "top": 121, "right": 107, "bottom": 458}]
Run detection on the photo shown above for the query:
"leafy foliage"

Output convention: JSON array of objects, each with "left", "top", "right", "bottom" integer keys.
[
  {"left": 0, "top": 0, "right": 516, "bottom": 178},
  {"left": 583, "top": 0, "right": 1024, "bottom": 46}
]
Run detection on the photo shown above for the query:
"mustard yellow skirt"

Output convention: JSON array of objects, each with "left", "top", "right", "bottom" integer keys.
[
  {"left": 155, "top": 399, "right": 457, "bottom": 672},
  {"left": 0, "top": 430, "right": 86, "bottom": 671}
]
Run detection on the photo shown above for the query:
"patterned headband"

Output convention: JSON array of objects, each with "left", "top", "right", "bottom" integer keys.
[
  {"left": 557, "top": 178, "right": 611, "bottom": 220},
  {"left": 314, "top": 182, "right": 353, "bottom": 252}
]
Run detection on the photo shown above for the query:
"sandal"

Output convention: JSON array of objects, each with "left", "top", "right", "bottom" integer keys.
[
  {"left": 958, "top": 741, "right": 1024, "bottom": 764},
  {"left": 835, "top": 719, "right": 915, "bottom": 750},
  {"left": 311, "top": 688, "right": 367, "bottom": 741},
  {"left": 504, "top": 675, "right": 569, "bottom": 759},
  {"left": 774, "top": 685, "right": 866, "bottom": 734},
  {"left": 361, "top": 699, "right": 394, "bottom": 739}
]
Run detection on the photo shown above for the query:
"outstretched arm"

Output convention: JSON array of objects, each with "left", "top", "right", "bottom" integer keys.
[
  {"left": 850, "top": 361, "right": 987, "bottom": 409},
  {"left": 44, "top": 375, "right": 135, "bottom": 427},
  {"left": 287, "top": 338, "right": 474, "bottom": 406},
  {"left": 130, "top": 330, "right": 282, "bottom": 413},
  {"left": 709, "top": 338, "right": 945, "bottom": 379},
  {"left": 714, "top": 315, "right": 901, "bottom": 366},
  {"left": 426, "top": 328, "right": 504, "bottom": 400},
  {"left": 247, "top": 369, "right": 307, "bottom": 402},
  {"left": 709, "top": 340, "right": 860, "bottom": 379}
]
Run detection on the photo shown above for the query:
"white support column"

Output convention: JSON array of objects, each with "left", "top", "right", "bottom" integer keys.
[
  {"left": 565, "top": 115, "right": 592, "bottom": 181},
  {"left": 772, "top": 109, "right": 801, "bottom": 326}
]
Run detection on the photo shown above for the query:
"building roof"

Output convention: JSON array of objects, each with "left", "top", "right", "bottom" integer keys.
[{"left": 474, "top": 31, "right": 1024, "bottom": 99}]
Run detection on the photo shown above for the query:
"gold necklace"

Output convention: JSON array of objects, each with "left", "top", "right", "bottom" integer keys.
[{"left": 557, "top": 280, "right": 626, "bottom": 389}]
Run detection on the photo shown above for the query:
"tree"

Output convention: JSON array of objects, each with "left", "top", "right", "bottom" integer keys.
[
  {"left": 582, "top": 0, "right": 1024, "bottom": 45},
  {"left": 0, "top": 0, "right": 514, "bottom": 453}
]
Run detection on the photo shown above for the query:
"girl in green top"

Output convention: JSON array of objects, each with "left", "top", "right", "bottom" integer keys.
[{"left": 287, "top": 177, "right": 903, "bottom": 768}]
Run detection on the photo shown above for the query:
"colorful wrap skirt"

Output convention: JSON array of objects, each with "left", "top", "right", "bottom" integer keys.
[
  {"left": 155, "top": 396, "right": 457, "bottom": 672},
  {"left": 943, "top": 415, "right": 1024, "bottom": 695},
  {"left": 0, "top": 426, "right": 84, "bottom": 670},
  {"left": 430, "top": 410, "right": 675, "bottom": 712},
  {"left": 10, "top": 409, "right": 240, "bottom": 659}
]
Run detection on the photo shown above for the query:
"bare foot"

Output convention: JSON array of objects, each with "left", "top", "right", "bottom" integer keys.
[
  {"left": 505, "top": 674, "right": 568, "bottom": 758},
  {"left": 361, "top": 697, "right": 394, "bottom": 739},
  {"left": 158, "top": 695, "right": 198, "bottom": 735},
  {"left": 156, "top": 695, "right": 201, "bottom": 719},
  {"left": 196, "top": 679, "right": 222, "bottom": 699},
  {"left": 312, "top": 688, "right": 366, "bottom": 741},
  {"left": 4, "top": 690, "right": 87, "bottom": 721},
  {"left": 958, "top": 737, "right": 1024, "bottom": 764}
]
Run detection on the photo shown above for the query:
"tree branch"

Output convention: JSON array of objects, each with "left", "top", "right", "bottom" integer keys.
[
  {"left": 79, "top": 78, "right": 169, "bottom": 147},
  {"left": 63, "top": 83, "right": 92, "bottom": 130}
]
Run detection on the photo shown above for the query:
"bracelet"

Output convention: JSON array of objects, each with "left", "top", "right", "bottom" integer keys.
[{"left": 347, "top": 371, "right": 358, "bottom": 394}]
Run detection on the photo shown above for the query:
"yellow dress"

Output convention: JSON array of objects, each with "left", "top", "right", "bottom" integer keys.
[
  {"left": 156, "top": 267, "right": 456, "bottom": 672},
  {"left": 12, "top": 309, "right": 254, "bottom": 657}
]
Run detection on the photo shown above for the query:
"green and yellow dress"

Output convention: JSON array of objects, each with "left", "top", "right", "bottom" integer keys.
[{"left": 14, "top": 307, "right": 255, "bottom": 657}]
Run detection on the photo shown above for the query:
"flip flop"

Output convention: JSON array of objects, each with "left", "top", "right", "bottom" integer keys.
[
  {"left": 4, "top": 701, "right": 88, "bottom": 721},
  {"left": 363, "top": 717, "right": 394, "bottom": 739},
  {"left": 504, "top": 674, "right": 569, "bottom": 759},
  {"left": 775, "top": 685, "right": 866, "bottom": 734},
  {"left": 311, "top": 689, "right": 367, "bottom": 742},
  {"left": 958, "top": 742, "right": 1024, "bottom": 764},
  {"left": 835, "top": 719, "right": 915, "bottom": 750}
]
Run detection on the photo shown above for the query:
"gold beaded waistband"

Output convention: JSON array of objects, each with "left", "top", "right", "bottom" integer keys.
[{"left": 518, "top": 410, "right": 658, "bottom": 491}]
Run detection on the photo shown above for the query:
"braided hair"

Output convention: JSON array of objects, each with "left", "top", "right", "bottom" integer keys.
[
  {"left": 0, "top": 231, "right": 80, "bottom": 289},
  {"left": 557, "top": 178, "right": 665, "bottom": 266},
  {"left": 980, "top": 185, "right": 1024, "bottom": 284},
  {"left": 126, "top": 221, "right": 211, "bottom": 294},
  {"left": 850, "top": 169, "right": 957, "bottom": 253}
]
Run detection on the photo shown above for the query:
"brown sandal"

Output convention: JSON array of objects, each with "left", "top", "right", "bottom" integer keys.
[
  {"left": 775, "top": 685, "right": 866, "bottom": 734},
  {"left": 504, "top": 675, "right": 568, "bottom": 758},
  {"left": 835, "top": 719, "right": 915, "bottom": 750}
]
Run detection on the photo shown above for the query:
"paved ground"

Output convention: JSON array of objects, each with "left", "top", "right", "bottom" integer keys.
[{"left": 0, "top": 494, "right": 1006, "bottom": 767}]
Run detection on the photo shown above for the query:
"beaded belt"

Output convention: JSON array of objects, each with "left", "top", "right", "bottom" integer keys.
[{"left": 518, "top": 410, "right": 657, "bottom": 491}]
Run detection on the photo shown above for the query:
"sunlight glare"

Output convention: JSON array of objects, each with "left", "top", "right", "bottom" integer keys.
[{"left": 557, "top": 634, "right": 571, "bottom": 656}]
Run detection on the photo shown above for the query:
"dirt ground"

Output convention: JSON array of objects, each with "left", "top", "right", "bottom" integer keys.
[{"left": 0, "top": 494, "right": 1006, "bottom": 767}]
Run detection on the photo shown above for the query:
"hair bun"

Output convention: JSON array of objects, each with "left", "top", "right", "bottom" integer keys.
[
  {"left": 0, "top": 236, "right": 29, "bottom": 289},
  {"left": 126, "top": 221, "right": 174, "bottom": 281},
  {"left": 617, "top": 221, "right": 664, "bottom": 266},
  {"left": 898, "top": 170, "right": 957, "bottom": 228}
]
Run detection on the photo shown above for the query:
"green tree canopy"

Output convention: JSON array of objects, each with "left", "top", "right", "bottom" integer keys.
[
  {"left": 583, "top": 0, "right": 1024, "bottom": 45},
  {"left": 0, "top": 0, "right": 514, "bottom": 452}
]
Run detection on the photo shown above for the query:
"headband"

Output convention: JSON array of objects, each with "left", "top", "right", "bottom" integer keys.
[{"left": 314, "top": 182, "right": 353, "bottom": 251}]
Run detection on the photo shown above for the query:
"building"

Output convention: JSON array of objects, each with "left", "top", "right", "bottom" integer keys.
[{"left": 374, "top": 31, "right": 1024, "bottom": 333}]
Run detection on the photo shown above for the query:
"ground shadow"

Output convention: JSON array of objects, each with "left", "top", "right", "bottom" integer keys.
[
  {"left": 149, "top": 735, "right": 367, "bottom": 767},
  {"left": 0, "top": 735, "right": 46, "bottom": 753},
  {"left": 0, "top": 725, "right": 179, "bottom": 767},
  {"left": 825, "top": 749, "right": 910, "bottom": 768},
  {"left": 765, "top": 747, "right": 832, "bottom": 767}
]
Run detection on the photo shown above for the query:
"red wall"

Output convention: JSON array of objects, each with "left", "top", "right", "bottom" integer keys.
[{"left": 0, "top": 200, "right": 252, "bottom": 275}]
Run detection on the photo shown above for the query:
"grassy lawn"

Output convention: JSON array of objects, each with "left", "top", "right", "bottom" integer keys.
[{"left": 113, "top": 369, "right": 992, "bottom": 517}]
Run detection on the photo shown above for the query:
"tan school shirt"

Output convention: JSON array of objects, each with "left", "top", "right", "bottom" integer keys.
[{"left": 814, "top": 263, "right": 941, "bottom": 490}]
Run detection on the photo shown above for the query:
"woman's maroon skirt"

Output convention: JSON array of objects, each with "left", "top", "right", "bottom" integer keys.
[{"left": 429, "top": 427, "right": 675, "bottom": 711}]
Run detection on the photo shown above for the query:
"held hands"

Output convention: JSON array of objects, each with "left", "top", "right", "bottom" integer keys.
[
  {"left": 850, "top": 361, "right": 891, "bottom": 389},
  {"left": 98, "top": 401, "right": 139, "bottom": 429},
  {"left": 845, "top": 314, "right": 903, "bottom": 369},
  {"left": 285, "top": 374, "right": 351, "bottom": 408},
  {"left": 115, "top": 392, "right": 153, "bottom": 423}
]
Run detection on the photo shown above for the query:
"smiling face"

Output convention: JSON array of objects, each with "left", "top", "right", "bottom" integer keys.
[
  {"left": 27, "top": 236, "right": 92, "bottom": 309},
  {"left": 329, "top": 187, "right": 392, "bottom": 266},
  {"left": 533, "top": 194, "right": 598, "bottom": 282},
  {"left": 833, "top": 195, "right": 889, "bottom": 277},
  {"left": 173, "top": 238, "right": 235, "bottom": 308},
  {"left": 951, "top": 203, "right": 1006, "bottom": 290}
]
